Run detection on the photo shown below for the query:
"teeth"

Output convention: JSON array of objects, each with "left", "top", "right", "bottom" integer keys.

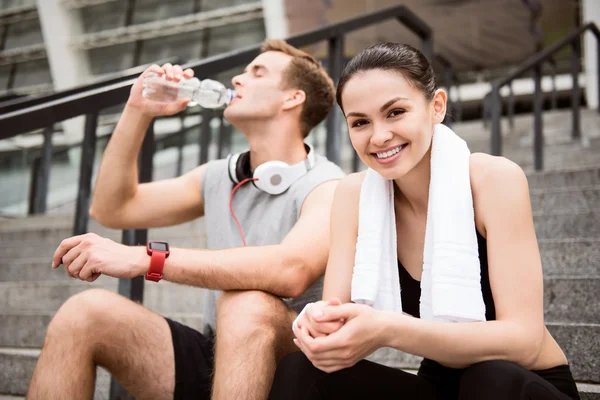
[{"left": 376, "top": 144, "right": 405, "bottom": 159}]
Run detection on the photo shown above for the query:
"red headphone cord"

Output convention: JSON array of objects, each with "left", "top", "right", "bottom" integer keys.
[{"left": 229, "top": 177, "right": 258, "bottom": 246}]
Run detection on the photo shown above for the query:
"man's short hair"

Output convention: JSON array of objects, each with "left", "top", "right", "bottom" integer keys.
[{"left": 261, "top": 39, "right": 335, "bottom": 138}]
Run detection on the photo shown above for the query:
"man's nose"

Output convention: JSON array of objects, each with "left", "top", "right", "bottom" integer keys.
[{"left": 231, "top": 73, "right": 245, "bottom": 87}]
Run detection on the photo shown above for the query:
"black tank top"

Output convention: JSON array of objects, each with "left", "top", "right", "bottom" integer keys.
[{"left": 398, "top": 231, "right": 496, "bottom": 321}]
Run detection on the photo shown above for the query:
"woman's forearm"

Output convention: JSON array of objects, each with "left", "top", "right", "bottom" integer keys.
[{"left": 377, "top": 311, "right": 543, "bottom": 369}]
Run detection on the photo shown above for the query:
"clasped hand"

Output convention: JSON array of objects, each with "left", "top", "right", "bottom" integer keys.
[{"left": 293, "top": 298, "right": 382, "bottom": 373}]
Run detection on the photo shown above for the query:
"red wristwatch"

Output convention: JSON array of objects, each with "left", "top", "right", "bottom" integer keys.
[{"left": 145, "top": 240, "right": 170, "bottom": 282}]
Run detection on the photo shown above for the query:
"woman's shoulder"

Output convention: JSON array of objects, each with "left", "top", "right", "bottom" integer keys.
[
  {"left": 469, "top": 152, "right": 528, "bottom": 193},
  {"left": 337, "top": 171, "right": 367, "bottom": 193},
  {"left": 330, "top": 171, "right": 366, "bottom": 210},
  {"left": 469, "top": 153, "right": 531, "bottom": 234}
]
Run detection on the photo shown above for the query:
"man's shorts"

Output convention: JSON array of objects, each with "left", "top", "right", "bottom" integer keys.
[{"left": 165, "top": 317, "right": 215, "bottom": 400}]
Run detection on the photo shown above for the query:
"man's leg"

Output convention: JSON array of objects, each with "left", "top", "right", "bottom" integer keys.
[
  {"left": 212, "top": 290, "right": 297, "bottom": 400},
  {"left": 27, "top": 288, "right": 175, "bottom": 400}
]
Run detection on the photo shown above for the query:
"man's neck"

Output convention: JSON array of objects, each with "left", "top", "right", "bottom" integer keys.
[{"left": 239, "top": 118, "right": 308, "bottom": 170}]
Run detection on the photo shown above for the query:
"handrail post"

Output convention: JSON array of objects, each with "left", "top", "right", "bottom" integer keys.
[
  {"left": 490, "top": 85, "right": 502, "bottom": 156},
  {"left": 176, "top": 115, "right": 186, "bottom": 176},
  {"left": 483, "top": 93, "right": 490, "bottom": 129},
  {"left": 533, "top": 64, "right": 544, "bottom": 171},
  {"left": 73, "top": 113, "right": 98, "bottom": 236},
  {"left": 596, "top": 32, "right": 600, "bottom": 114},
  {"left": 421, "top": 34, "right": 434, "bottom": 62},
  {"left": 326, "top": 35, "right": 344, "bottom": 166},
  {"left": 198, "top": 109, "right": 213, "bottom": 165},
  {"left": 507, "top": 83, "right": 515, "bottom": 130},
  {"left": 29, "top": 126, "right": 53, "bottom": 214},
  {"left": 217, "top": 113, "right": 231, "bottom": 159},
  {"left": 549, "top": 59, "right": 558, "bottom": 109},
  {"left": 28, "top": 158, "right": 41, "bottom": 216},
  {"left": 571, "top": 38, "right": 581, "bottom": 139}
]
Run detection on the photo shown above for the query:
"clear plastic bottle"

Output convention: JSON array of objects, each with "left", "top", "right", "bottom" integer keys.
[{"left": 142, "top": 72, "right": 234, "bottom": 108}]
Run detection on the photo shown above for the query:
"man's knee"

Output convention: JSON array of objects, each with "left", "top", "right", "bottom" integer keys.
[
  {"left": 47, "top": 288, "right": 126, "bottom": 344},
  {"left": 216, "top": 290, "right": 293, "bottom": 345}
]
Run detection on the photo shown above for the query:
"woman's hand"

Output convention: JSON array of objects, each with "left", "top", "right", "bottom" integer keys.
[
  {"left": 293, "top": 302, "right": 384, "bottom": 373},
  {"left": 293, "top": 298, "right": 344, "bottom": 339}
]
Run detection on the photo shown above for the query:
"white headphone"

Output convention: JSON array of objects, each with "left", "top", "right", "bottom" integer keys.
[{"left": 227, "top": 143, "right": 316, "bottom": 195}]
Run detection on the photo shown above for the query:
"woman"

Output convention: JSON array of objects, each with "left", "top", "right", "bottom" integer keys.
[{"left": 269, "top": 43, "right": 579, "bottom": 400}]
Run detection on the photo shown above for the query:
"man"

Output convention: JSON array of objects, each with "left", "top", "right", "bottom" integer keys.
[{"left": 27, "top": 40, "right": 345, "bottom": 400}]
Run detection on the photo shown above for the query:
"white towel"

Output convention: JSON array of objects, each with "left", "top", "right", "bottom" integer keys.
[{"left": 351, "top": 123, "right": 486, "bottom": 322}]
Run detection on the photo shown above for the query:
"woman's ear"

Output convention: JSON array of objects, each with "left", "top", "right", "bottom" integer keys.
[
  {"left": 282, "top": 89, "right": 306, "bottom": 111},
  {"left": 432, "top": 89, "right": 447, "bottom": 124}
]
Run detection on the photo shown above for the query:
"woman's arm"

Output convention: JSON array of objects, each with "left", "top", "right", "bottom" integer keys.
[
  {"left": 321, "top": 172, "right": 364, "bottom": 302},
  {"left": 292, "top": 173, "right": 363, "bottom": 341},
  {"left": 306, "top": 154, "right": 545, "bottom": 371}
]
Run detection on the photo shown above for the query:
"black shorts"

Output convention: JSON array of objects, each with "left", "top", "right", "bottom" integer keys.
[{"left": 165, "top": 317, "right": 215, "bottom": 400}]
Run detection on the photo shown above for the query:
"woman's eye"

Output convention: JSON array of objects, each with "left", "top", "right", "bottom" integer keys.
[
  {"left": 351, "top": 119, "right": 369, "bottom": 128},
  {"left": 388, "top": 109, "right": 405, "bottom": 117}
]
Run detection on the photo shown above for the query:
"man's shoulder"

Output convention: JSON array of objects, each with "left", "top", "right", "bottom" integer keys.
[{"left": 310, "top": 155, "right": 346, "bottom": 177}]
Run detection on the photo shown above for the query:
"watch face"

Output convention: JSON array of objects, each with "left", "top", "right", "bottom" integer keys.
[{"left": 150, "top": 241, "right": 169, "bottom": 252}]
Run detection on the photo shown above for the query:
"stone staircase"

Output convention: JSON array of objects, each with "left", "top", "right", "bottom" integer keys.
[{"left": 0, "top": 109, "right": 599, "bottom": 399}]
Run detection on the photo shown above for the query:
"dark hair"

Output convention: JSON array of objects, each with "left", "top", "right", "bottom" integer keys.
[{"left": 336, "top": 43, "right": 437, "bottom": 112}]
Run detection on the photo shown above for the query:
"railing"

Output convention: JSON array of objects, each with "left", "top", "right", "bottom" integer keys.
[
  {"left": 0, "top": 5, "right": 457, "bottom": 398},
  {"left": 0, "top": 57, "right": 180, "bottom": 114},
  {"left": 487, "top": 22, "right": 600, "bottom": 170}
]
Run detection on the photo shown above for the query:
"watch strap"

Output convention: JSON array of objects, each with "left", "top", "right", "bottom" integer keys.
[{"left": 146, "top": 251, "right": 166, "bottom": 282}]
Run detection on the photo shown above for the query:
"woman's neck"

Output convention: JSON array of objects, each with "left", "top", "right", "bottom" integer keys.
[{"left": 393, "top": 147, "right": 431, "bottom": 217}]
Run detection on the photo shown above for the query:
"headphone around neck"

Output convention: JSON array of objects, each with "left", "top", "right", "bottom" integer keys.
[{"left": 227, "top": 143, "right": 316, "bottom": 195}]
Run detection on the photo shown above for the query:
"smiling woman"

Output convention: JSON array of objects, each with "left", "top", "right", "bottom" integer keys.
[{"left": 269, "top": 43, "right": 581, "bottom": 400}]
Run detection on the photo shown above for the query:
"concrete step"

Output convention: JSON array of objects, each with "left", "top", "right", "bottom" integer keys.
[
  {"left": 0, "top": 215, "right": 207, "bottom": 244},
  {"left": 0, "top": 348, "right": 110, "bottom": 399},
  {"left": 368, "top": 323, "right": 600, "bottom": 384},
  {"left": 539, "top": 238, "right": 600, "bottom": 276},
  {"left": 0, "top": 279, "right": 207, "bottom": 315},
  {"left": 526, "top": 165, "right": 600, "bottom": 190},
  {"left": 0, "top": 311, "right": 203, "bottom": 349},
  {"left": 530, "top": 185, "right": 600, "bottom": 213},
  {"left": 544, "top": 277, "right": 600, "bottom": 324},
  {"left": 533, "top": 209, "right": 600, "bottom": 239}
]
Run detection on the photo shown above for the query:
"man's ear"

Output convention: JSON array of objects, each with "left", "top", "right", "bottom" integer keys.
[
  {"left": 432, "top": 89, "right": 447, "bottom": 124},
  {"left": 282, "top": 89, "right": 306, "bottom": 111}
]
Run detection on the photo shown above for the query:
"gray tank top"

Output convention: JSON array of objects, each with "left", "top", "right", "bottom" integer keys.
[{"left": 200, "top": 154, "right": 345, "bottom": 333}]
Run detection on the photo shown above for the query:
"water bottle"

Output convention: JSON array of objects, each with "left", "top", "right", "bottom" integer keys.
[{"left": 142, "top": 72, "right": 234, "bottom": 108}]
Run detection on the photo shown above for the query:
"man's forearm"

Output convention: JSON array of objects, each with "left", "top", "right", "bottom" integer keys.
[
  {"left": 161, "top": 245, "right": 309, "bottom": 298},
  {"left": 90, "top": 105, "right": 153, "bottom": 218}
]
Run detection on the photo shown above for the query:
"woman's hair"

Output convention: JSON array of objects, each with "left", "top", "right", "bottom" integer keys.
[{"left": 336, "top": 43, "right": 437, "bottom": 112}]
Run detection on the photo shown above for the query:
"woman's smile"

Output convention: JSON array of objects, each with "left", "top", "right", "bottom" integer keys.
[{"left": 372, "top": 143, "right": 408, "bottom": 164}]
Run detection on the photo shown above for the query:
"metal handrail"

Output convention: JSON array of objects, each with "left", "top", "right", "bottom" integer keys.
[
  {"left": 488, "top": 22, "right": 600, "bottom": 170},
  {"left": 0, "top": 57, "right": 180, "bottom": 114}
]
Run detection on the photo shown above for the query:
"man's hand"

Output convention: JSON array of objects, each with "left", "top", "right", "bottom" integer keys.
[
  {"left": 293, "top": 303, "right": 383, "bottom": 373},
  {"left": 127, "top": 63, "right": 195, "bottom": 118},
  {"left": 293, "top": 298, "right": 344, "bottom": 339},
  {"left": 52, "top": 233, "right": 148, "bottom": 282}
]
